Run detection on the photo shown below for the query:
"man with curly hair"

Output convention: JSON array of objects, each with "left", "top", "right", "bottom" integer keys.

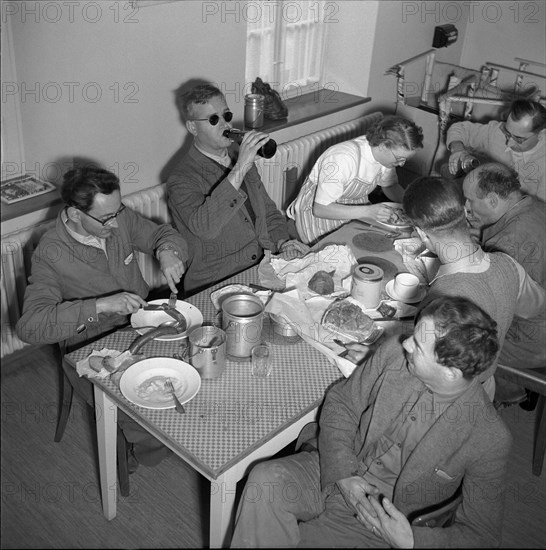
[
  {"left": 286, "top": 115, "right": 424, "bottom": 245},
  {"left": 231, "top": 296, "right": 512, "bottom": 548}
]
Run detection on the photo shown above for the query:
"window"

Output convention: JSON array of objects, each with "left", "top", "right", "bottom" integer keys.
[{"left": 245, "top": 1, "right": 330, "bottom": 98}]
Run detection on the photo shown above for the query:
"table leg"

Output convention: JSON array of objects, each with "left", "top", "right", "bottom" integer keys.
[
  {"left": 209, "top": 470, "right": 238, "bottom": 548},
  {"left": 94, "top": 386, "right": 118, "bottom": 520}
]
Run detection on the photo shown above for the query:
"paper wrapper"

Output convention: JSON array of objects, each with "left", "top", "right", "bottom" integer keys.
[
  {"left": 76, "top": 348, "right": 134, "bottom": 380},
  {"left": 267, "top": 244, "right": 356, "bottom": 298},
  {"left": 265, "top": 289, "right": 358, "bottom": 378}
]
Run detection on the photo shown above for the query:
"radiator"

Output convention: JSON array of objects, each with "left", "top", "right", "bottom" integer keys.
[
  {"left": 1, "top": 112, "right": 382, "bottom": 358},
  {"left": 255, "top": 112, "right": 383, "bottom": 210}
]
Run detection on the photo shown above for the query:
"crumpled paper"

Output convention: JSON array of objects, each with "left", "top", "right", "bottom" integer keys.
[
  {"left": 76, "top": 348, "right": 133, "bottom": 380},
  {"left": 268, "top": 244, "right": 356, "bottom": 299}
]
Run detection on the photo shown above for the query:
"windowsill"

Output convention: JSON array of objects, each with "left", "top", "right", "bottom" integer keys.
[
  {"left": 253, "top": 89, "right": 371, "bottom": 134},
  {"left": 1, "top": 184, "right": 63, "bottom": 234}
]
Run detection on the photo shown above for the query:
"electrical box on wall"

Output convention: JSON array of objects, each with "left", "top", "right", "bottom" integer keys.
[{"left": 433, "top": 24, "right": 458, "bottom": 48}]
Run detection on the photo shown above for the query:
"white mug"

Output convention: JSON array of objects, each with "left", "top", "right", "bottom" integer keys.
[{"left": 393, "top": 273, "right": 420, "bottom": 300}]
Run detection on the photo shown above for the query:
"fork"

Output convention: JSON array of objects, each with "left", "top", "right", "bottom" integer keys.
[
  {"left": 168, "top": 290, "right": 177, "bottom": 309},
  {"left": 166, "top": 378, "right": 185, "bottom": 414}
]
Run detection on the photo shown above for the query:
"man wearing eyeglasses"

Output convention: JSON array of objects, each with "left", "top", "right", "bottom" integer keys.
[
  {"left": 166, "top": 83, "right": 308, "bottom": 294},
  {"left": 16, "top": 166, "right": 189, "bottom": 469},
  {"left": 446, "top": 99, "right": 546, "bottom": 202}
]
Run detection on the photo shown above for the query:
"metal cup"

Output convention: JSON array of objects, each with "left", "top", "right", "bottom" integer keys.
[{"left": 187, "top": 326, "right": 226, "bottom": 379}]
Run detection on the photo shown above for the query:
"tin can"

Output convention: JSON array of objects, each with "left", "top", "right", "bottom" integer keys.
[
  {"left": 244, "top": 94, "right": 265, "bottom": 129},
  {"left": 351, "top": 264, "right": 384, "bottom": 309}
]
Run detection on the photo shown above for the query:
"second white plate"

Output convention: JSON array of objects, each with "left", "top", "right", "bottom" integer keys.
[
  {"left": 131, "top": 299, "right": 203, "bottom": 341},
  {"left": 120, "top": 357, "right": 201, "bottom": 409}
]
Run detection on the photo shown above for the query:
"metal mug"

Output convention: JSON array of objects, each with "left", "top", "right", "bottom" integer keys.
[
  {"left": 186, "top": 326, "right": 226, "bottom": 379},
  {"left": 221, "top": 294, "right": 264, "bottom": 360}
]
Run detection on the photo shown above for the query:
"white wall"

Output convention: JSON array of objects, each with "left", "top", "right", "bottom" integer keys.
[
  {"left": 5, "top": 0, "right": 247, "bottom": 194},
  {"left": 4, "top": 1, "right": 545, "bottom": 196},
  {"left": 322, "top": 1, "right": 379, "bottom": 97}
]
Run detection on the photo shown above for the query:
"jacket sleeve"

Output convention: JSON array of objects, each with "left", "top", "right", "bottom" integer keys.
[
  {"left": 15, "top": 245, "right": 108, "bottom": 345},
  {"left": 122, "top": 207, "right": 189, "bottom": 263},
  {"left": 446, "top": 121, "right": 497, "bottom": 152},
  {"left": 167, "top": 158, "right": 251, "bottom": 240}
]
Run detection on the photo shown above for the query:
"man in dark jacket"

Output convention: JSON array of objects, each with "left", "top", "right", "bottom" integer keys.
[
  {"left": 230, "top": 296, "right": 512, "bottom": 548},
  {"left": 166, "top": 83, "right": 307, "bottom": 294}
]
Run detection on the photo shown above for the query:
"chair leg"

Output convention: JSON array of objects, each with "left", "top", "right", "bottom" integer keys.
[
  {"left": 54, "top": 364, "right": 74, "bottom": 442},
  {"left": 532, "top": 394, "right": 546, "bottom": 477},
  {"left": 117, "top": 426, "right": 130, "bottom": 497}
]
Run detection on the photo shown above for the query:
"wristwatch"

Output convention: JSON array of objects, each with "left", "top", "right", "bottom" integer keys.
[{"left": 156, "top": 244, "right": 180, "bottom": 258}]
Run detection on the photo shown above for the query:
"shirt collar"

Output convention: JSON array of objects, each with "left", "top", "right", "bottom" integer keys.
[
  {"left": 195, "top": 144, "right": 232, "bottom": 168},
  {"left": 62, "top": 208, "right": 106, "bottom": 251},
  {"left": 431, "top": 245, "right": 489, "bottom": 283}
]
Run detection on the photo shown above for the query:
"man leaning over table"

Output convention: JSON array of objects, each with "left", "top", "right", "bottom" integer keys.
[
  {"left": 445, "top": 98, "right": 546, "bottom": 201},
  {"left": 231, "top": 296, "right": 512, "bottom": 548},
  {"left": 166, "top": 83, "right": 308, "bottom": 295},
  {"left": 16, "top": 166, "right": 189, "bottom": 470},
  {"left": 462, "top": 162, "right": 546, "bottom": 408},
  {"left": 401, "top": 175, "right": 545, "bottom": 400}
]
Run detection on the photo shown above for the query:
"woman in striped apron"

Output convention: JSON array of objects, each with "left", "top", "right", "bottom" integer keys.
[{"left": 287, "top": 115, "right": 424, "bottom": 245}]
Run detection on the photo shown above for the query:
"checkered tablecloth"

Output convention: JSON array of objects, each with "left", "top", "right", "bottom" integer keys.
[{"left": 66, "top": 267, "right": 342, "bottom": 478}]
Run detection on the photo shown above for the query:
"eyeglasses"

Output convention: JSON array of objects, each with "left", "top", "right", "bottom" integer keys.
[
  {"left": 189, "top": 111, "right": 233, "bottom": 126},
  {"left": 80, "top": 203, "right": 126, "bottom": 226},
  {"left": 500, "top": 123, "right": 534, "bottom": 145},
  {"left": 389, "top": 149, "right": 408, "bottom": 165}
]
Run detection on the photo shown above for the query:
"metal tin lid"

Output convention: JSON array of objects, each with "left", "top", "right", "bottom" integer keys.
[{"left": 353, "top": 264, "right": 384, "bottom": 282}]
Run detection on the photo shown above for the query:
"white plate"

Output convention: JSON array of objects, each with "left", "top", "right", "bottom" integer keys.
[
  {"left": 131, "top": 299, "right": 203, "bottom": 341},
  {"left": 378, "top": 202, "right": 412, "bottom": 230},
  {"left": 120, "top": 357, "right": 201, "bottom": 409},
  {"left": 385, "top": 279, "right": 427, "bottom": 304}
]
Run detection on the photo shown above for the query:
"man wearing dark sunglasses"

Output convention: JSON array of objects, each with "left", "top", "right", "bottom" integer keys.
[
  {"left": 17, "top": 166, "right": 189, "bottom": 470},
  {"left": 446, "top": 99, "right": 546, "bottom": 201},
  {"left": 167, "top": 83, "right": 308, "bottom": 294}
]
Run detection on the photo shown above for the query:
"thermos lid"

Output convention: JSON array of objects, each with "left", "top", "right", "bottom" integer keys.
[{"left": 353, "top": 264, "right": 384, "bottom": 282}]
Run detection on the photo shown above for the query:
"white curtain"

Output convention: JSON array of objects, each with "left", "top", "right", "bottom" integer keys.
[{"left": 246, "top": 1, "right": 328, "bottom": 96}]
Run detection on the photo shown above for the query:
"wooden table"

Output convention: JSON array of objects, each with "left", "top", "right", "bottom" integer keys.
[{"left": 64, "top": 266, "right": 342, "bottom": 548}]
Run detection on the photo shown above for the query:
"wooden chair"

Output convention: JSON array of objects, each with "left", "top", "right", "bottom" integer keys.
[
  {"left": 54, "top": 343, "right": 131, "bottom": 496},
  {"left": 495, "top": 364, "right": 546, "bottom": 477}
]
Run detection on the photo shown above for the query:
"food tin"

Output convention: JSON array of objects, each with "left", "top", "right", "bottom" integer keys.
[{"left": 350, "top": 264, "right": 384, "bottom": 309}]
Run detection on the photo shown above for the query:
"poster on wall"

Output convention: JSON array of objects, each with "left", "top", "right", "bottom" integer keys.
[{"left": 1, "top": 174, "right": 57, "bottom": 205}]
